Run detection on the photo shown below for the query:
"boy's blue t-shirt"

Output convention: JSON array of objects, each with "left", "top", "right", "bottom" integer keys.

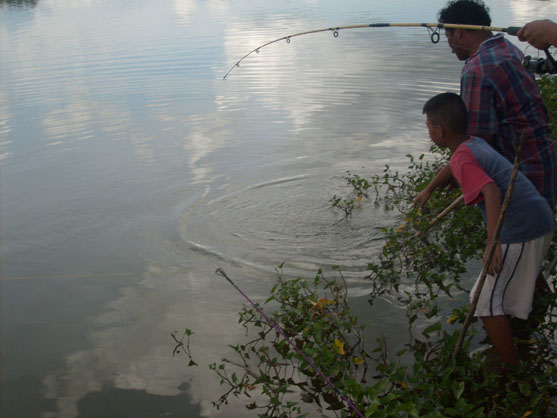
[{"left": 450, "top": 136, "right": 554, "bottom": 244}]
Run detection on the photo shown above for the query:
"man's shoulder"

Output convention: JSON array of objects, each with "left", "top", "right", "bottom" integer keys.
[
  {"left": 480, "top": 36, "right": 522, "bottom": 62},
  {"left": 463, "top": 40, "right": 526, "bottom": 82}
]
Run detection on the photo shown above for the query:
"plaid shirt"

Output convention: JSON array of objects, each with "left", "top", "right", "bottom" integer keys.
[{"left": 460, "top": 34, "right": 556, "bottom": 207}]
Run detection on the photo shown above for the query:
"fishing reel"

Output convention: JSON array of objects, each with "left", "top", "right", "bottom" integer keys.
[{"left": 522, "top": 49, "right": 557, "bottom": 75}]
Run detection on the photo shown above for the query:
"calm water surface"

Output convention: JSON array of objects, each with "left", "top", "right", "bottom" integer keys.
[{"left": 2, "top": 0, "right": 556, "bottom": 416}]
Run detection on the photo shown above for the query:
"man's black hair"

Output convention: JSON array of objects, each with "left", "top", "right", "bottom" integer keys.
[
  {"left": 438, "top": 0, "right": 491, "bottom": 28},
  {"left": 423, "top": 92, "right": 468, "bottom": 135}
]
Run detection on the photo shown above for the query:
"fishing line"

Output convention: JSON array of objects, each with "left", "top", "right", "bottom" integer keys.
[
  {"left": 215, "top": 267, "right": 366, "bottom": 418},
  {"left": 223, "top": 22, "right": 522, "bottom": 79}
]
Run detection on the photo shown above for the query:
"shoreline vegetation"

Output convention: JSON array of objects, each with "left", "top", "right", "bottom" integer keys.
[{"left": 176, "top": 76, "right": 557, "bottom": 417}]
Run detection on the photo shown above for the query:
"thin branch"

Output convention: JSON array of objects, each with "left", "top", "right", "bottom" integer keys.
[{"left": 221, "top": 358, "right": 259, "bottom": 379}]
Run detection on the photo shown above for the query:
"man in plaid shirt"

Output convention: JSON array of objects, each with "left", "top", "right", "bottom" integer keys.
[
  {"left": 416, "top": 0, "right": 556, "bottom": 208},
  {"left": 444, "top": 0, "right": 555, "bottom": 207}
]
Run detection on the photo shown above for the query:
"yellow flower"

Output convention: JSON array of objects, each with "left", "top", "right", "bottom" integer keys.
[
  {"left": 353, "top": 356, "right": 364, "bottom": 365},
  {"left": 318, "top": 298, "right": 334, "bottom": 306},
  {"left": 355, "top": 196, "right": 362, "bottom": 202},
  {"left": 396, "top": 225, "right": 405, "bottom": 233},
  {"left": 447, "top": 314, "right": 459, "bottom": 324},
  {"left": 397, "top": 380, "right": 408, "bottom": 389},
  {"left": 521, "top": 411, "right": 532, "bottom": 418},
  {"left": 310, "top": 298, "right": 334, "bottom": 311},
  {"left": 334, "top": 338, "right": 345, "bottom": 356}
]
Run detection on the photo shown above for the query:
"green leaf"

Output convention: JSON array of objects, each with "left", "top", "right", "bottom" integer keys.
[
  {"left": 452, "top": 381, "right": 465, "bottom": 400},
  {"left": 423, "top": 322, "right": 442, "bottom": 336},
  {"left": 518, "top": 383, "right": 531, "bottom": 397}
]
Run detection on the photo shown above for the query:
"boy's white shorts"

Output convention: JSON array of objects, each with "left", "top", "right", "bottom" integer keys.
[{"left": 471, "top": 232, "right": 553, "bottom": 320}]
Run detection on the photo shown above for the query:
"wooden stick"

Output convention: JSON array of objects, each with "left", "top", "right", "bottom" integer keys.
[
  {"left": 396, "top": 195, "right": 464, "bottom": 238},
  {"left": 453, "top": 131, "right": 527, "bottom": 359},
  {"left": 423, "top": 194, "right": 465, "bottom": 233}
]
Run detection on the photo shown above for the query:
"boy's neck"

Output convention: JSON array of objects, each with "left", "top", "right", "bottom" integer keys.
[{"left": 447, "top": 134, "right": 469, "bottom": 153}]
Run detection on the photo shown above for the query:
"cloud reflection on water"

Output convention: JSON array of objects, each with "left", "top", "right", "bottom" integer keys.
[
  {"left": 42, "top": 269, "right": 248, "bottom": 417},
  {"left": 4, "top": 0, "right": 557, "bottom": 417}
]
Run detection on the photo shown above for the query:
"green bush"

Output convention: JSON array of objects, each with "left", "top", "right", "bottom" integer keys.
[{"left": 538, "top": 75, "right": 557, "bottom": 140}]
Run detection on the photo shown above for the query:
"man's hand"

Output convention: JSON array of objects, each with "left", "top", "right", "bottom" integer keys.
[{"left": 518, "top": 19, "right": 557, "bottom": 50}]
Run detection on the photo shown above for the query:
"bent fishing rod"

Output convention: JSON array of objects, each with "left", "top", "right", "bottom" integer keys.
[
  {"left": 223, "top": 22, "right": 557, "bottom": 79},
  {"left": 223, "top": 22, "right": 520, "bottom": 79}
]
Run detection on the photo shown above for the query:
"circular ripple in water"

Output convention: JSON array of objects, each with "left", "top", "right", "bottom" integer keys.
[{"left": 179, "top": 173, "right": 389, "bottom": 278}]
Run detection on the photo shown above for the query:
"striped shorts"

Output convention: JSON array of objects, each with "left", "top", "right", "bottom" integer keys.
[{"left": 471, "top": 232, "right": 553, "bottom": 320}]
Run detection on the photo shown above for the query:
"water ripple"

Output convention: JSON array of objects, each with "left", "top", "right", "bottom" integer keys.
[{"left": 179, "top": 172, "right": 390, "bottom": 279}]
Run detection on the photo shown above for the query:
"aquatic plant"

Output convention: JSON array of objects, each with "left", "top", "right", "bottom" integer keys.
[{"left": 330, "top": 171, "right": 371, "bottom": 218}]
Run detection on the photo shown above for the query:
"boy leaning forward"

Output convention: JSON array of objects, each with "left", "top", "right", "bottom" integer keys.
[{"left": 421, "top": 92, "right": 554, "bottom": 366}]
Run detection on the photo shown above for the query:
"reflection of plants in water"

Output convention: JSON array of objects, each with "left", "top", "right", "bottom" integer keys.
[
  {"left": 175, "top": 78, "right": 557, "bottom": 416},
  {"left": 171, "top": 329, "right": 197, "bottom": 367},
  {"left": 0, "top": 0, "right": 39, "bottom": 8}
]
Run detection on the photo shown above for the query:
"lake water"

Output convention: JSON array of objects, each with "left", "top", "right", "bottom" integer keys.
[{"left": 1, "top": 0, "right": 556, "bottom": 416}]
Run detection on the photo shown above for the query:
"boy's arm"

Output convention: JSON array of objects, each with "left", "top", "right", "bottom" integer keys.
[
  {"left": 481, "top": 182, "right": 503, "bottom": 276},
  {"left": 413, "top": 163, "right": 453, "bottom": 208}
]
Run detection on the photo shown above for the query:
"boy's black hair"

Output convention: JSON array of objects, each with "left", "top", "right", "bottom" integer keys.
[
  {"left": 423, "top": 92, "right": 468, "bottom": 135},
  {"left": 438, "top": 0, "right": 491, "bottom": 33}
]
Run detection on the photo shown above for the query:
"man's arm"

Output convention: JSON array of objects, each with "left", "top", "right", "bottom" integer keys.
[
  {"left": 518, "top": 19, "right": 557, "bottom": 50},
  {"left": 481, "top": 182, "right": 503, "bottom": 276},
  {"left": 413, "top": 163, "right": 453, "bottom": 208}
]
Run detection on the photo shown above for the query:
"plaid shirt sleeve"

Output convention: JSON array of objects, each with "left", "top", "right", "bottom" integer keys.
[
  {"left": 459, "top": 36, "right": 556, "bottom": 207},
  {"left": 460, "top": 70, "right": 499, "bottom": 142}
]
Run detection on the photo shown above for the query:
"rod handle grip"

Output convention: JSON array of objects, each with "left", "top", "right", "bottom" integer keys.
[{"left": 506, "top": 26, "right": 521, "bottom": 36}]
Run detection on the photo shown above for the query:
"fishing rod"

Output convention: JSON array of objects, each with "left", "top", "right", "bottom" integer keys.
[
  {"left": 215, "top": 268, "right": 365, "bottom": 418},
  {"left": 223, "top": 22, "right": 523, "bottom": 79}
]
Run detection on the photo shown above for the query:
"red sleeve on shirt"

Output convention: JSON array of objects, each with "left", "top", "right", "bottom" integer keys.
[{"left": 450, "top": 144, "right": 494, "bottom": 205}]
